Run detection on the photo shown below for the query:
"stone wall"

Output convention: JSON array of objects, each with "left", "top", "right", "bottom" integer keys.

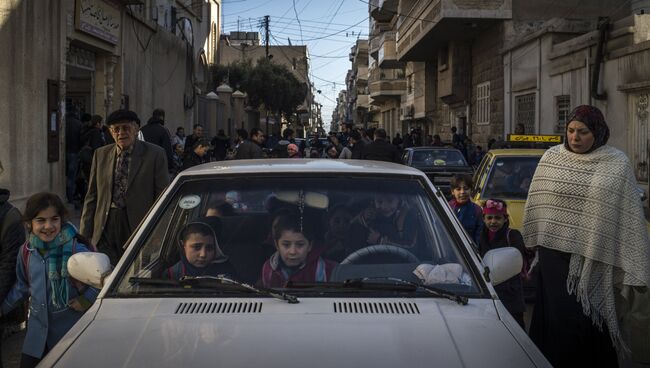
[
  {"left": 0, "top": 0, "right": 66, "bottom": 208},
  {"left": 471, "top": 23, "right": 505, "bottom": 147}
]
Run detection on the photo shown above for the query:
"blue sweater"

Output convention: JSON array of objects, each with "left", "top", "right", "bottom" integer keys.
[
  {"left": 448, "top": 199, "right": 483, "bottom": 245},
  {"left": 1, "top": 241, "right": 99, "bottom": 358}
]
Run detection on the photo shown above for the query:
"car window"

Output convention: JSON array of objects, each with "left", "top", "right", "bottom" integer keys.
[
  {"left": 482, "top": 156, "right": 541, "bottom": 200},
  {"left": 411, "top": 150, "right": 467, "bottom": 167},
  {"left": 113, "top": 176, "right": 480, "bottom": 297},
  {"left": 473, "top": 154, "right": 490, "bottom": 195}
]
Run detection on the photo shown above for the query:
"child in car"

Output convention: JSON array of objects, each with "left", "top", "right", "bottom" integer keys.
[
  {"left": 165, "top": 218, "right": 238, "bottom": 279},
  {"left": 478, "top": 199, "right": 531, "bottom": 328},
  {"left": 448, "top": 174, "right": 483, "bottom": 245},
  {"left": 261, "top": 212, "right": 337, "bottom": 288}
]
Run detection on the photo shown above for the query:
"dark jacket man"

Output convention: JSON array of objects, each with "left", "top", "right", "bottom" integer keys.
[
  {"left": 140, "top": 109, "right": 174, "bottom": 171},
  {"left": 0, "top": 188, "right": 24, "bottom": 306},
  {"left": 81, "top": 110, "right": 169, "bottom": 265},
  {"left": 361, "top": 129, "right": 400, "bottom": 163},
  {"left": 182, "top": 139, "right": 211, "bottom": 170},
  {"left": 235, "top": 128, "right": 264, "bottom": 160},
  {"left": 211, "top": 130, "right": 230, "bottom": 161}
]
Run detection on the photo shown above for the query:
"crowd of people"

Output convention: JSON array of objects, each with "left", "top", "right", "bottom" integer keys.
[{"left": 0, "top": 104, "right": 648, "bottom": 367}]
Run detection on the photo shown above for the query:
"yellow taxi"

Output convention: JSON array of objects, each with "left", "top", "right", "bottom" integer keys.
[{"left": 471, "top": 134, "right": 562, "bottom": 230}]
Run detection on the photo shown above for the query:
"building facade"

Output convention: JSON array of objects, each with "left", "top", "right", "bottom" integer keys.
[{"left": 0, "top": 0, "right": 220, "bottom": 208}]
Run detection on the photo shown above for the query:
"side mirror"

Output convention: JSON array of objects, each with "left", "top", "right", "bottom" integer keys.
[
  {"left": 67, "top": 253, "right": 112, "bottom": 289},
  {"left": 483, "top": 247, "right": 522, "bottom": 286}
]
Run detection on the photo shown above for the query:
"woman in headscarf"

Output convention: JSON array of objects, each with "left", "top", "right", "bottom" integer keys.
[{"left": 522, "top": 105, "right": 650, "bottom": 367}]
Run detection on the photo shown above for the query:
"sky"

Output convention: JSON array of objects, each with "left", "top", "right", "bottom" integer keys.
[{"left": 220, "top": 0, "right": 370, "bottom": 131}]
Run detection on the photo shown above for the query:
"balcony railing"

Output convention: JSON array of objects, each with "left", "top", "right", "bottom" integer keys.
[
  {"left": 371, "top": 0, "right": 398, "bottom": 23},
  {"left": 378, "top": 31, "right": 400, "bottom": 68}
]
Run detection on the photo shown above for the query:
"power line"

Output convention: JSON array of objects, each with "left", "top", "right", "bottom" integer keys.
[{"left": 293, "top": 0, "right": 305, "bottom": 44}]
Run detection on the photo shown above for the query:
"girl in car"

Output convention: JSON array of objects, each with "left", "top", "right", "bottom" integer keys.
[
  {"left": 1, "top": 192, "right": 99, "bottom": 368},
  {"left": 448, "top": 174, "right": 483, "bottom": 245},
  {"left": 165, "top": 218, "right": 237, "bottom": 279},
  {"left": 261, "top": 211, "right": 337, "bottom": 288},
  {"left": 478, "top": 199, "right": 531, "bottom": 328}
]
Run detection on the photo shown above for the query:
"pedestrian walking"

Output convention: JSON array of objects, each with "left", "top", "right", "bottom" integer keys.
[
  {"left": 183, "top": 124, "right": 204, "bottom": 156},
  {"left": 140, "top": 108, "right": 174, "bottom": 173},
  {"left": 64, "top": 105, "right": 83, "bottom": 204},
  {"left": 234, "top": 128, "right": 264, "bottom": 160},
  {"left": 522, "top": 105, "right": 650, "bottom": 367},
  {"left": 171, "top": 126, "right": 186, "bottom": 149},
  {"left": 80, "top": 109, "right": 169, "bottom": 265},
  {"left": 1, "top": 192, "right": 98, "bottom": 368},
  {"left": 479, "top": 199, "right": 531, "bottom": 328},
  {"left": 392, "top": 133, "right": 403, "bottom": 149},
  {"left": 211, "top": 129, "right": 230, "bottom": 161},
  {"left": 0, "top": 185, "right": 26, "bottom": 368},
  {"left": 361, "top": 128, "right": 400, "bottom": 163}
]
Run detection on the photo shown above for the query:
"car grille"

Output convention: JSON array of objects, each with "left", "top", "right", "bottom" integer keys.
[
  {"left": 174, "top": 302, "right": 263, "bottom": 314},
  {"left": 333, "top": 302, "right": 420, "bottom": 314}
]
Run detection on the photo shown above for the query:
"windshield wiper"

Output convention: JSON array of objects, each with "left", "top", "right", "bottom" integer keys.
[
  {"left": 180, "top": 276, "right": 299, "bottom": 304},
  {"left": 287, "top": 278, "right": 468, "bottom": 305},
  {"left": 129, "top": 276, "right": 299, "bottom": 304}
]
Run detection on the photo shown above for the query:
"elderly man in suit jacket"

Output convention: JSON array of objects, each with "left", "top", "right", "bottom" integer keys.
[{"left": 80, "top": 109, "right": 169, "bottom": 265}]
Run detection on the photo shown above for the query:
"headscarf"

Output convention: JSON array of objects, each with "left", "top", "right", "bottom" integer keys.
[
  {"left": 177, "top": 218, "right": 228, "bottom": 272},
  {"left": 564, "top": 105, "right": 610, "bottom": 154}
]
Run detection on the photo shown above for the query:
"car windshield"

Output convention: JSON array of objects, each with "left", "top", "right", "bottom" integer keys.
[
  {"left": 482, "top": 156, "right": 541, "bottom": 200},
  {"left": 411, "top": 150, "right": 467, "bottom": 167},
  {"left": 113, "top": 175, "right": 480, "bottom": 297}
]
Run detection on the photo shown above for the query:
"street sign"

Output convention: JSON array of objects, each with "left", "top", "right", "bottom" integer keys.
[{"left": 507, "top": 134, "right": 563, "bottom": 143}]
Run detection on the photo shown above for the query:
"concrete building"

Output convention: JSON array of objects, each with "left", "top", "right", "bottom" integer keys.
[
  {"left": 394, "top": 0, "right": 623, "bottom": 147},
  {"left": 368, "top": 0, "right": 407, "bottom": 139},
  {"left": 0, "top": 0, "right": 221, "bottom": 209},
  {"left": 346, "top": 39, "right": 370, "bottom": 127},
  {"left": 503, "top": 1, "right": 650, "bottom": 199},
  {"left": 218, "top": 32, "right": 313, "bottom": 136}
]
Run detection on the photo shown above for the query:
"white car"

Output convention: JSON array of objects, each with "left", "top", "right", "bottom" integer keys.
[{"left": 43, "top": 159, "right": 550, "bottom": 367}]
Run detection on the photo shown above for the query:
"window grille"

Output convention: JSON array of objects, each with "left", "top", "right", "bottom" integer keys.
[
  {"left": 515, "top": 93, "right": 536, "bottom": 134},
  {"left": 555, "top": 95, "right": 571, "bottom": 133},
  {"left": 477, "top": 82, "right": 490, "bottom": 125}
]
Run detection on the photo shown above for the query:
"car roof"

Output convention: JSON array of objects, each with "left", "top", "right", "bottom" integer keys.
[
  {"left": 179, "top": 159, "right": 425, "bottom": 177},
  {"left": 487, "top": 149, "right": 546, "bottom": 156}
]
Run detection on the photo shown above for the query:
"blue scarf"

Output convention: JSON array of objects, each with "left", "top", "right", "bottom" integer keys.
[{"left": 29, "top": 222, "right": 76, "bottom": 309}]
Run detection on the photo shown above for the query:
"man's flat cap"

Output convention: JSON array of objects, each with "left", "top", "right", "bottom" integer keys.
[{"left": 106, "top": 109, "right": 139, "bottom": 126}]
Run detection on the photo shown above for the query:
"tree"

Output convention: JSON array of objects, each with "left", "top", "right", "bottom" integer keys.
[{"left": 209, "top": 58, "right": 306, "bottom": 117}]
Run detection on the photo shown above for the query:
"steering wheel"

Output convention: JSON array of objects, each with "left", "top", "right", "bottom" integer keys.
[{"left": 340, "top": 245, "right": 420, "bottom": 265}]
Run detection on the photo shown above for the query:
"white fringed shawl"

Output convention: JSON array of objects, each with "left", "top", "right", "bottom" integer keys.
[{"left": 523, "top": 144, "right": 650, "bottom": 352}]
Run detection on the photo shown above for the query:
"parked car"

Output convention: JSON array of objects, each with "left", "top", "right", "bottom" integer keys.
[
  {"left": 45, "top": 160, "right": 550, "bottom": 368},
  {"left": 401, "top": 147, "right": 473, "bottom": 196},
  {"left": 471, "top": 149, "right": 545, "bottom": 231}
]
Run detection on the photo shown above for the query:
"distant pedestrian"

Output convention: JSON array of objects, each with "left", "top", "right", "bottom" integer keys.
[
  {"left": 2, "top": 192, "right": 98, "bottom": 368},
  {"left": 325, "top": 145, "right": 339, "bottom": 159},
  {"left": 182, "top": 139, "right": 211, "bottom": 170},
  {"left": 431, "top": 134, "right": 444, "bottom": 147},
  {"left": 392, "top": 133, "right": 403, "bottom": 148},
  {"left": 361, "top": 128, "right": 400, "bottom": 163},
  {"left": 287, "top": 143, "right": 301, "bottom": 158},
  {"left": 170, "top": 143, "right": 184, "bottom": 177},
  {"left": 80, "top": 109, "right": 169, "bottom": 265},
  {"left": 140, "top": 108, "right": 174, "bottom": 172},
  {"left": 184, "top": 124, "right": 204, "bottom": 156},
  {"left": 65, "top": 105, "right": 82, "bottom": 204},
  {"left": 211, "top": 129, "right": 230, "bottom": 161},
  {"left": 472, "top": 145, "right": 485, "bottom": 165},
  {"left": 234, "top": 128, "right": 264, "bottom": 160},
  {"left": 348, "top": 130, "right": 365, "bottom": 159},
  {"left": 171, "top": 126, "right": 186, "bottom": 149},
  {"left": 523, "top": 105, "right": 650, "bottom": 367}
]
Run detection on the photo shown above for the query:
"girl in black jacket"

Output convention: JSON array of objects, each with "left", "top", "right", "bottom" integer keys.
[{"left": 479, "top": 199, "right": 531, "bottom": 328}]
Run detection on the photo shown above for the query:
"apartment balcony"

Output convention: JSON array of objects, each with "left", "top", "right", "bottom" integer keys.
[
  {"left": 378, "top": 31, "right": 401, "bottom": 68},
  {"left": 369, "top": 67, "right": 406, "bottom": 105},
  {"left": 369, "top": 35, "right": 381, "bottom": 59},
  {"left": 397, "top": 0, "right": 512, "bottom": 61},
  {"left": 356, "top": 94, "right": 370, "bottom": 109},
  {"left": 370, "top": 0, "right": 398, "bottom": 23}
]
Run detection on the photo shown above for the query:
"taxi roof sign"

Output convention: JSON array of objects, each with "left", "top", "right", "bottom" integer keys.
[{"left": 507, "top": 134, "right": 563, "bottom": 143}]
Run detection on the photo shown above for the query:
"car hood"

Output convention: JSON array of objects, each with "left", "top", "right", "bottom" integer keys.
[{"left": 50, "top": 298, "right": 541, "bottom": 368}]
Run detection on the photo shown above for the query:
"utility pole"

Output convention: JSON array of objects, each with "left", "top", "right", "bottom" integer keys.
[
  {"left": 264, "top": 15, "right": 270, "bottom": 135},
  {"left": 264, "top": 15, "right": 270, "bottom": 59}
]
